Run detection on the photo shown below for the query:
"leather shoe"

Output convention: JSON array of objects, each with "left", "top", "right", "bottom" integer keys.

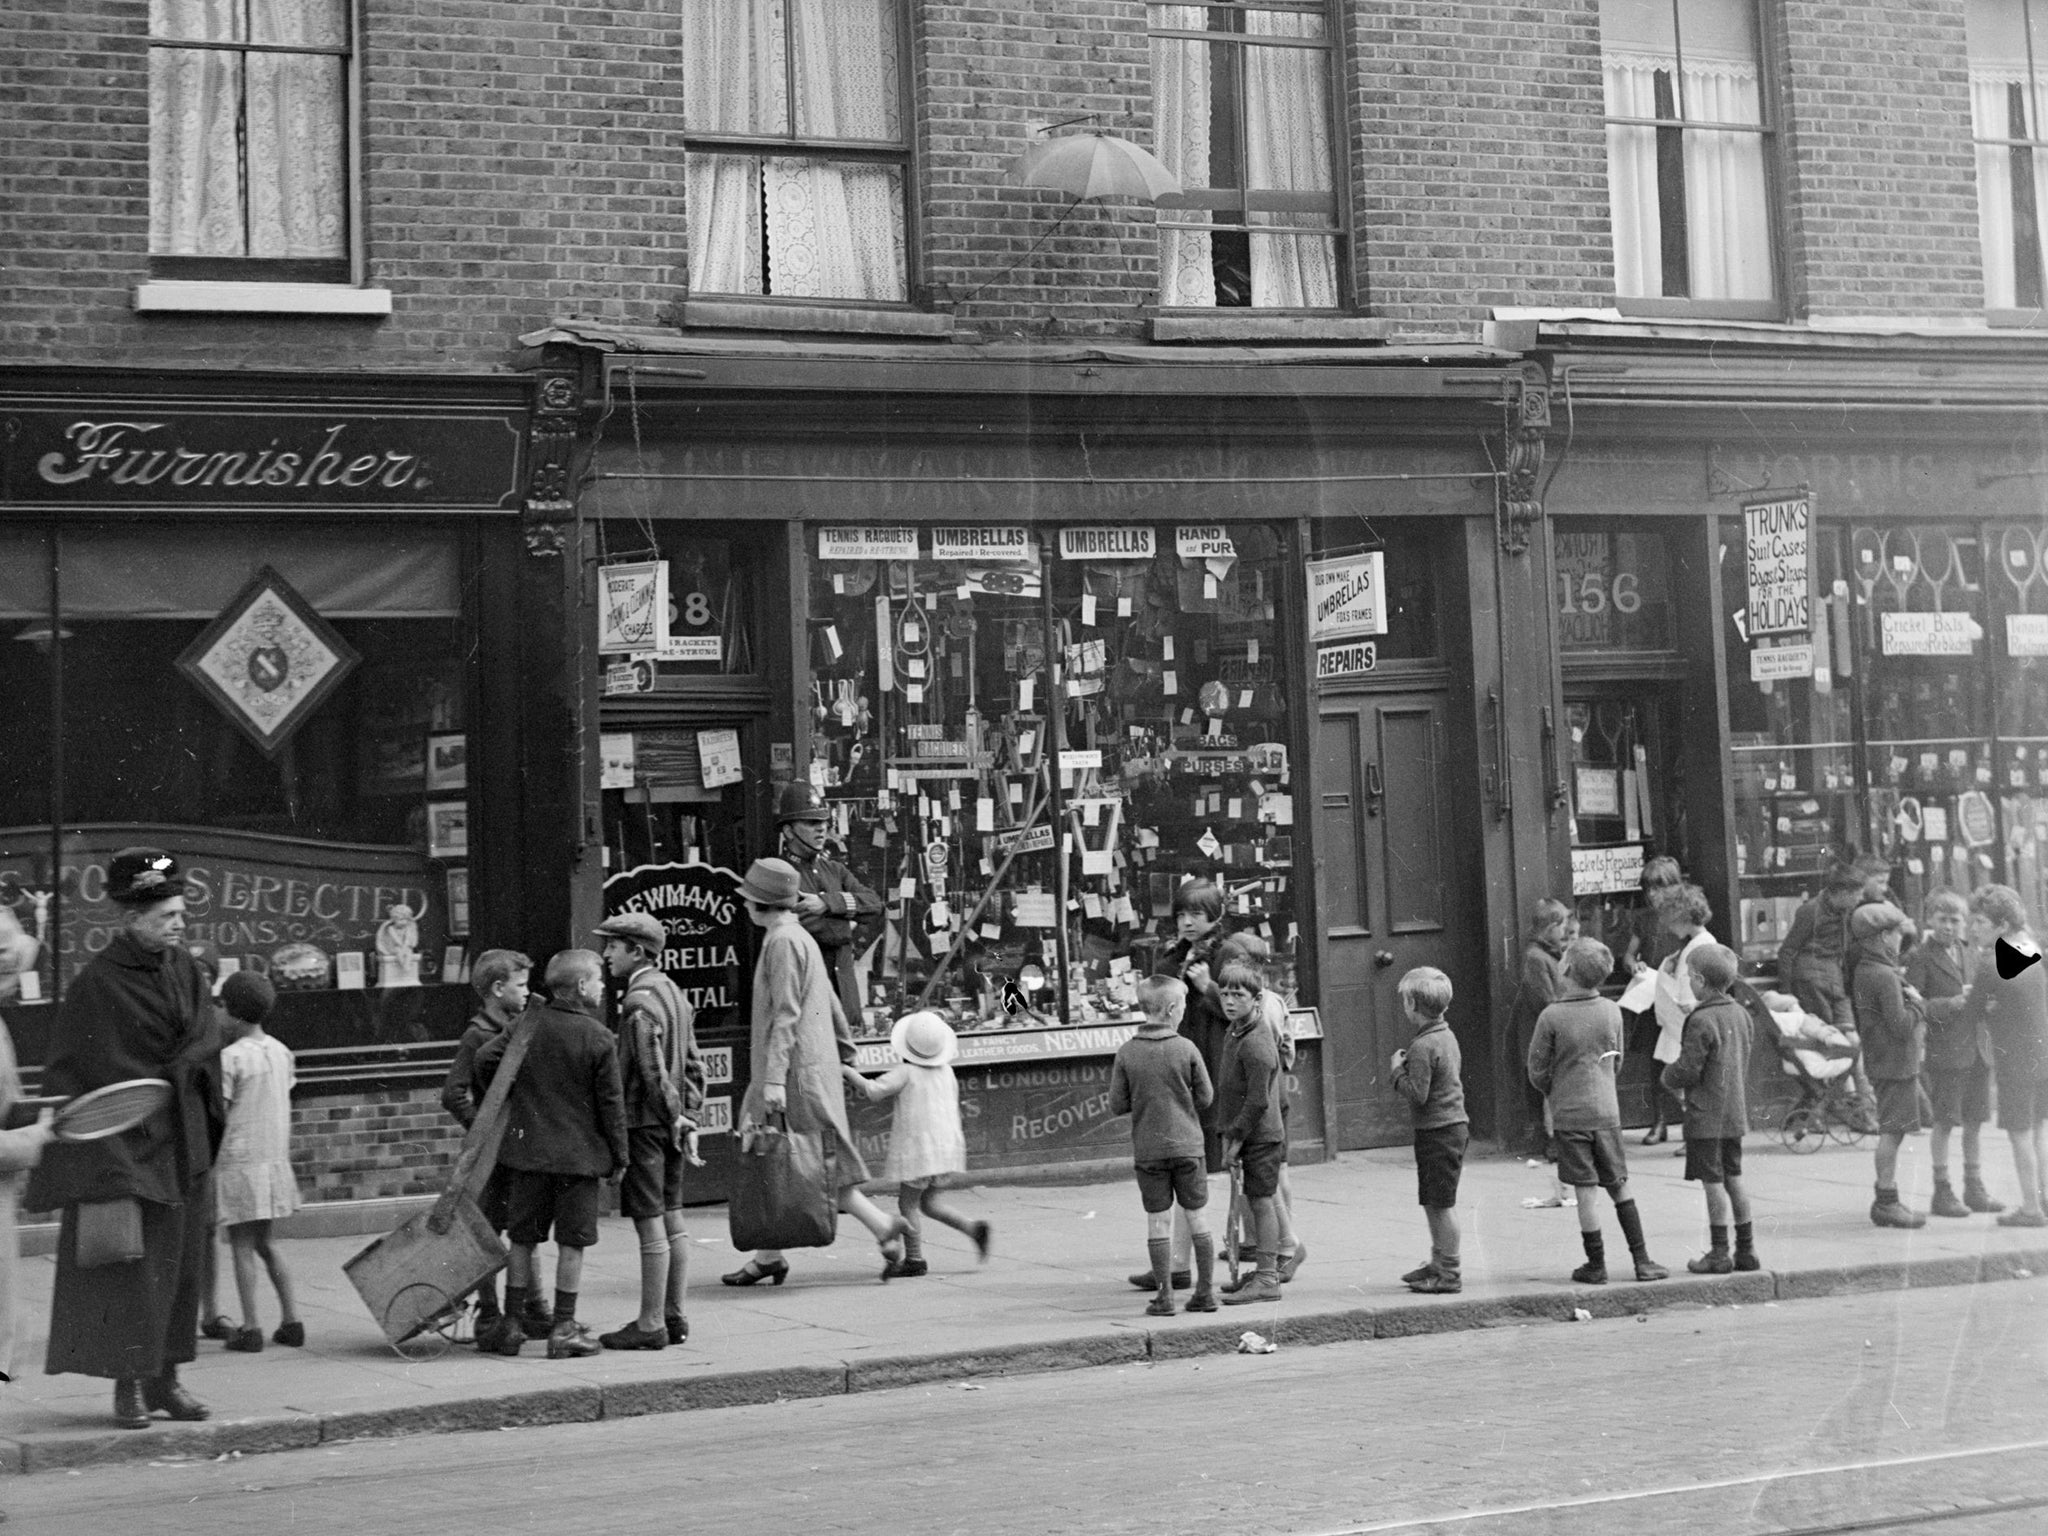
[
  {"left": 272, "top": 1321, "right": 305, "bottom": 1348},
  {"left": 1278, "top": 1242, "right": 1308, "bottom": 1283},
  {"left": 1127, "top": 1269, "right": 1191, "bottom": 1291},
  {"left": 478, "top": 1317, "right": 524, "bottom": 1356},
  {"left": 519, "top": 1306, "right": 557, "bottom": 1340},
  {"left": 1871, "top": 1198, "right": 1927, "bottom": 1230},
  {"left": 113, "top": 1378, "right": 149, "bottom": 1429},
  {"left": 598, "top": 1320, "right": 668, "bottom": 1351},
  {"left": 721, "top": 1258, "right": 790, "bottom": 1287},
  {"left": 198, "top": 1314, "right": 235, "bottom": 1342},
  {"left": 546, "top": 1320, "right": 602, "bottom": 1359},
  {"left": 142, "top": 1373, "right": 209, "bottom": 1422},
  {"left": 664, "top": 1313, "right": 688, "bottom": 1345},
  {"left": 224, "top": 1326, "right": 263, "bottom": 1353},
  {"left": 881, "top": 1255, "right": 928, "bottom": 1279}
]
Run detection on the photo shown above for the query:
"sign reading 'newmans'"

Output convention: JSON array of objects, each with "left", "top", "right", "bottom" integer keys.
[{"left": 1, "top": 401, "right": 526, "bottom": 511}]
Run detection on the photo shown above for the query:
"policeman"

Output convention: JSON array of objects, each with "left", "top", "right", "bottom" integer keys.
[{"left": 775, "top": 782, "right": 882, "bottom": 1027}]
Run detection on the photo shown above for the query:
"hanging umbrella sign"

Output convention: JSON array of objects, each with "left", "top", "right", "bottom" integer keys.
[{"left": 1003, "top": 133, "right": 1182, "bottom": 202}]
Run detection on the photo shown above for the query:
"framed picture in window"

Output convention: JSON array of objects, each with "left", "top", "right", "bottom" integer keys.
[
  {"left": 426, "top": 733, "right": 468, "bottom": 793},
  {"left": 445, "top": 866, "right": 470, "bottom": 938},
  {"left": 426, "top": 801, "right": 468, "bottom": 860}
]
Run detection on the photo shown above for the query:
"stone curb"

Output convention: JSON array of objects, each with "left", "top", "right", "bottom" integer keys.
[{"left": 6, "top": 1247, "right": 2043, "bottom": 1477}]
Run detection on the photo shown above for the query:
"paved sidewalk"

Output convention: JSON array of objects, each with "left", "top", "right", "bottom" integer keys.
[{"left": 2, "top": 1137, "right": 2043, "bottom": 1475}]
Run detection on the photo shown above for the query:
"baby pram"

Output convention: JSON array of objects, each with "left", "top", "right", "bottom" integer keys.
[{"left": 1751, "top": 987, "right": 1870, "bottom": 1153}]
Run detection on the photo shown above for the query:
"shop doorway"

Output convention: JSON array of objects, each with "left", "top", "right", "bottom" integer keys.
[{"left": 1317, "top": 689, "right": 1469, "bottom": 1148}]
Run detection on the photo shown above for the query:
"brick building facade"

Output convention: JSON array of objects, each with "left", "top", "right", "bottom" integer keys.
[{"left": 5, "top": 2, "right": 2048, "bottom": 1204}]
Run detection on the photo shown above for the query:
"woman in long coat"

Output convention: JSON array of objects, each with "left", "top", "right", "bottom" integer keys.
[
  {"left": 722, "top": 858, "right": 906, "bottom": 1286},
  {"left": 25, "top": 848, "right": 224, "bottom": 1427}
]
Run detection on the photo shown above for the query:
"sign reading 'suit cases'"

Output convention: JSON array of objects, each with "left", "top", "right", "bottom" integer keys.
[{"left": 1742, "top": 489, "right": 1814, "bottom": 639}]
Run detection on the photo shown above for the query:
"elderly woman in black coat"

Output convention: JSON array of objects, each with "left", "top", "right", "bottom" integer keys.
[{"left": 26, "top": 848, "right": 225, "bottom": 1428}]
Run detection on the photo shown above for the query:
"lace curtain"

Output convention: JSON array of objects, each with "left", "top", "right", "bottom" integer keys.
[
  {"left": 1972, "top": 67, "right": 2048, "bottom": 307},
  {"left": 148, "top": 0, "right": 347, "bottom": 260},
  {"left": 1151, "top": 7, "right": 1336, "bottom": 308},
  {"left": 1603, "top": 52, "right": 1772, "bottom": 301},
  {"left": 684, "top": 0, "right": 906, "bottom": 300}
]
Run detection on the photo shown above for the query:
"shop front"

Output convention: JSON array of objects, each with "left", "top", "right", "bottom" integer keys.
[
  {"left": 1532, "top": 333, "right": 2048, "bottom": 1127},
  {"left": 548, "top": 330, "right": 1527, "bottom": 1182},
  {"left": 0, "top": 371, "right": 535, "bottom": 1139}
]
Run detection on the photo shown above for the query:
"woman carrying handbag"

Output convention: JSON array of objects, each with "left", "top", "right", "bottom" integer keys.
[{"left": 723, "top": 858, "right": 908, "bottom": 1287}]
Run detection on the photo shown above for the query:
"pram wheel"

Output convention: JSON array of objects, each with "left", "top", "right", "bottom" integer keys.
[
  {"left": 1777, "top": 1106, "right": 1827, "bottom": 1154},
  {"left": 1826, "top": 1112, "right": 1870, "bottom": 1147}
]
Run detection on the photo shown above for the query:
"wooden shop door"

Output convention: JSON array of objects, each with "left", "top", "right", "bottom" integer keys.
[{"left": 1317, "top": 691, "right": 1468, "bottom": 1148}]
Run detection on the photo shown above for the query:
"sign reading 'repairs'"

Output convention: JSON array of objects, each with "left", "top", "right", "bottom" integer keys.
[{"left": 0, "top": 400, "right": 526, "bottom": 511}]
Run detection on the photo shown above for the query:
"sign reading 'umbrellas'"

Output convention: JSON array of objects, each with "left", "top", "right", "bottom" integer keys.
[{"left": 176, "top": 566, "right": 360, "bottom": 758}]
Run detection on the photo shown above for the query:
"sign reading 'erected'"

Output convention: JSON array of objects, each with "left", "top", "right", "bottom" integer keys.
[{"left": 1, "top": 401, "right": 526, "bottom": 511}]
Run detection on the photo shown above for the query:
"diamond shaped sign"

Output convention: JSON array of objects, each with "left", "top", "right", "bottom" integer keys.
[{"left": 176, "top": 567, "right": 360, "bottom": 758}]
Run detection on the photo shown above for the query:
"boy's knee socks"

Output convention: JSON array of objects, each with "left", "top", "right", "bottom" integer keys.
[
  {"left": 1613, "top": 1198, "right": 1650, "bottom": 1260},
  {"left": 1733, "top": 1220, "right": 1755, "bottom": 1259},
  {"left": 1580, "top": 1229, "right": 1605, "bottom": 1265},
  {"left": 1191, "top": 1231, "right": 1215, "bottom": 1291},
  {"left": 1147, "top": 1237, "right": 1174, "bottom": 1295},
  {"left": 666, "top": 1235, "right": 689, "bottom": 1314}
]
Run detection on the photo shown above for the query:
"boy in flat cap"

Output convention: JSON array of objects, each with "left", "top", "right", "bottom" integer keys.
[{"left": 594, "top": 913, "right": 704, "bottom": 1349}]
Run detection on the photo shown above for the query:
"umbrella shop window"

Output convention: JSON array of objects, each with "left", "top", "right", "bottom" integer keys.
[
  {"left": 1150, "top": 2, "right": 1341, "bottom": 309},
  {"left": 0, "top": 528, "right": 474, "bottom": 1054},
  {"left": 595, "top": 527, "right": 759, "bottom": 682},
  {"left": 804, "top": 524, "right": 1298, "bottom": 1036}
]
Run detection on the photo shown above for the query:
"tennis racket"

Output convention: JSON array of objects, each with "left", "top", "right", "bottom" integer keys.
[
  {"left": 14, "top": 1079, "right": 173, "bottom": 1141},
  {"left": 1225, "top": 1157, "right": 1245, "bottom": 1289}
]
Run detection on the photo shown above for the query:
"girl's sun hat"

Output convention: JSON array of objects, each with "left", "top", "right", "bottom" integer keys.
[{"left": 891, "top": 1009, "right": 959, "bottom": 1068}]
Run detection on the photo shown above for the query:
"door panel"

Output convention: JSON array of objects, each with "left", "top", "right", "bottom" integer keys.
[{"left": 1320, "top": 691, "right": 1467, "bottom": 1149}]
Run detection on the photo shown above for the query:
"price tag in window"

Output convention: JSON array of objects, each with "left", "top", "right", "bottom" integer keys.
[
  {"left": 1081, "top": 594, "right": 1097, "bottom": 626},
  {"left": 1118, "top": 596, "right": 1132, "bottom": 617}
]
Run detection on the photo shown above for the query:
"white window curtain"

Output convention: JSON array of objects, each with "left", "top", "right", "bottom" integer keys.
[
  {"left": 1602, "top": 51, "right": 1772, "bottom": 301},
  {"left": 684, "top": 0, "right": 906, "bottom": 301},
  {"left": 1972, "top": 67, "right": 2048, "bottom": 307},
  {"left": 148, "top": 0, "right": 347, "bottom": 259},
  {"left": 1244, "top": 9, "right": 1336, "bottom": 309},
  {"left": 1151, "top": 8, "right": 1215, "bottom": 308}
]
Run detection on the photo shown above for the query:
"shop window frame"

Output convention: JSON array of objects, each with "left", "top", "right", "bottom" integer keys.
[
  {"left": 1599, "top": 0, "right": 1786, "bottom": 321},
  {"left": 1968, "top": 0, "right": 2048, "bottom": 325}
]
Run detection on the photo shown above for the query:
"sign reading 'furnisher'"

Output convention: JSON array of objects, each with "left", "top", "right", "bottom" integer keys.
[{"left": 1, "top": 403, "right": 526, "bottom": 511}]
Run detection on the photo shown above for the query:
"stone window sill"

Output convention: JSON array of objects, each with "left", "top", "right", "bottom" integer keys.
[
  {"left": 134, "top": 281, "right": 393, "bottom": 316},
  {"left": 1149, "top": 314, "right": 1392, "bottom": 343},
  {"left": 1987, "top": 308, "right": 2048, "bottom": 331},
  {"left": 683, "top": 298, "right": 952, "bottom": 338}
]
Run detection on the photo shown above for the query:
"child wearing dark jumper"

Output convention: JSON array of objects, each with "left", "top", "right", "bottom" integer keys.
[
  {"left": 1528, "top": 937, "right": 1669, "bottom": 1285},
  {"left": 1108, "top": 975, "right": 1218, "bottom": 1317},
  {"left": 1663, "top": 943, "right": 1759, "bottom": 1274},
  {"left": 1392, "top": 967, "right": 1469, "bottom": 1295}
]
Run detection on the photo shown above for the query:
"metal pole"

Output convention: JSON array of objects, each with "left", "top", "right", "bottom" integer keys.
[
  {"left": 47, "top": 527, "right": 63, "bottom": 1017},
  {"left": 1040, "top": 566, "right": 1071, "bottom": 1023}
]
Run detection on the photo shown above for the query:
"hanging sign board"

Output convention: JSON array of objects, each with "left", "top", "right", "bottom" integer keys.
[
  {"left": 601, "top": 861, "right": 746, "bottom": 1024},
  {"left": 1750, "top": 641, "right": 1815, "bottom": 682},
  {"left": 818, "top": 527, "right": 918, "bottom": 560},
  {"left": 174, "top": 566, "right": 361, "bottom": 759},
  {"left": 598, "top": 561, "right": 669, "bottom": 654},
  {"left": 1314, "top": 641, "right": 1377, "bottom": 681},
  {"left": 931, "top": 526, "right": 1030, "bottom": 561},
  {"left": 1175, "top": 526, "right": 1237, "bottom": 560},
  {"left": 1881, "top": 612, "right": 1976, "bottom": 656},
  {"left": 1307, "top": 551, "right": 1388, "bottom": 641},
  {"left": 1742, "top": 490, "right": 1813, "bottom": 639},
  {"left": 696, "top": 728, "right": 743, "bottom": 789},
  {"left": 1058, "top": 527, "right": 1155, "bottom": 560},
  {"left": 1571, "top": 843, "right": 1646, "bottom": 897}
]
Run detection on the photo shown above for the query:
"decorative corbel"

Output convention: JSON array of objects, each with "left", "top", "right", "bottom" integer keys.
[
  {"left": 1499, "top": 364, "right": 1551, "bottom": 556},
  {"left": 522, "top": 356, "right": 584, "bottom": 557}
]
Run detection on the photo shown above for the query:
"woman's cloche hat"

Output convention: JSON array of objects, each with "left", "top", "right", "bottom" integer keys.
[
  {"left": 736, "top": 857, "right": 803, "bottom": 909},
  {"left": 107, "top": 847, "right": 190, "bottom": 907},
  {"left": 891, "top": 1009, "right": 959, "bottom": 1068}
]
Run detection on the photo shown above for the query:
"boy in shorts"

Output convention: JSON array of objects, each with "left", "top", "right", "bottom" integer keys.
[
  {"left": 1662, "top": 943, "right": 1758, "bottom": 1274},
  {"left": 594, "top": 913, "right": 704, "bottom": 1349},
  {"left": 443, "top": 947, "right": 531, "bottom": 1347},
  {"left": 1528, "top": 937, "right": 1669, "bottom": 1284},
  {"left": 475, "top": 950, "right": 628, "bottom": 1359},
  {"left": 1108, "top": 975, "right": 1218, "bottom": 1316},
  {"left": 1908, "top": 888, "right": 2002, "bottom": 1216},
  {"left": 1214, "top": 958, "right": 1287, "bottom": 1306},
  {"left": 1848, "top": 902, "right": 1928, "bottom": 1229},
  {"left": 1392, "top": 967, "right": 1468, "bottom": 1294}
]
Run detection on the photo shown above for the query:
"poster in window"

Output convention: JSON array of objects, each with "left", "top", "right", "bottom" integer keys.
[
  {"left": 425, "top": 733, "right": 467, "bottom": 793},
  {"left": 1743, "top": 491, "right": 1813, "bottom": 639},
  {"left": 426, "top": 801, "right": 468, "bottom": 859},
  {"left": 597, "top": 561, "right": 669, "bottom": 654},
  {"left": 445, "top": 866, "right": 471, "bottom": 937},
  {"left": 175, "top": 566, "right": 361, "bottom": 758}
]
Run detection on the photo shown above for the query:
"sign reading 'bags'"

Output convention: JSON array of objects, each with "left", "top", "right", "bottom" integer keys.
[{"left": 1743, "top": 490, "right": 1813, "bottom": 639}]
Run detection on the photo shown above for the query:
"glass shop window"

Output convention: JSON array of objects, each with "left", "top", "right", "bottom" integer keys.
[
  {"left": 1307, "top": 519, "right": 1442, "bottom": 662},
  {"left": 1989, "top": 521, "right": 2048, "bottom": 924},
  {"left": 804, "top": 523, "right": 1299, "bottom": 1036},
  {"left": 0, "top": 528, "right": 472, "bottom": 1054},
  {"left": 595, "top": 527, "right": 759, "bottom": 684},
  {"left": 1554, "top": 519, "right": 1676, "bottom": 652}
]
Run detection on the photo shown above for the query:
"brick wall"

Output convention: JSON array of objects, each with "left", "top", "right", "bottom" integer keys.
[
  {"left": 293, "top": 1085, "right": 461, "bottom": 1204},
  {"left": 1, "top": 0, "right": 688, "bottom": 370},
  {"left": 1775, "top": 3, "right": 1983, "bottom": 317},
  {"left": 919, "top": 1, "right": 1155, "bottom": 338},
  {"left": 1348, "top": 1, "right": 1613, "bottom": 337}
]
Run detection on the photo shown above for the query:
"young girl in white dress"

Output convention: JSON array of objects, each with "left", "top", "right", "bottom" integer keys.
[
  {"left": 215, "top": 972, "right": 304, "bottom": 1351},
  {"left": 842, "top": 1011, "right": 991, "bottom": 1278}
]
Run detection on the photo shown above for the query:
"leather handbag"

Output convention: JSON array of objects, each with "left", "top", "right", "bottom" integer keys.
[
  {"left": 728, "top": 1114, "right": 837, "bottom": 1252},
  {"left": 75, "top": 1197, "right": 145, "bottom": 1268}
]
